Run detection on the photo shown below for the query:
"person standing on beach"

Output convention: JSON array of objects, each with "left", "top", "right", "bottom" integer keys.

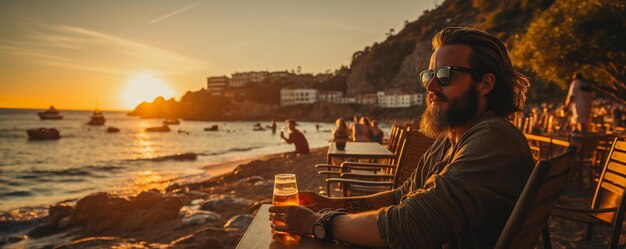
[
  {"left": 280, "top": 119, "right": 310, "bottom": 154},
  {"left": 565, "top": 72, "right": 594, "bottom": 133},
  {"left": 270, "top": 27, "right": 533, "bottom": 248}
]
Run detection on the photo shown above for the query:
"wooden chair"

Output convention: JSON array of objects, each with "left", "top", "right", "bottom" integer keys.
[
  {"left": 325, "top": 129, "right": 434, "bottom": 197},
  {"left": 550, "top": 138, "right": 626, "bottom": 249},
  {"left": 569, "top": 133, "right": 609, "bottom": 190},
  {"left": 494, "top": 146, "right": 577, "bottom": 249},
  {"left": 524, "top": 133, "right": 570, "bottom": 162}
]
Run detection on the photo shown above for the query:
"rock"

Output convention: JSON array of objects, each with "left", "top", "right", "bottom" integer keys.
[
  {"left": 200, "top": 195, "right": 253, "bottom": 213},
  {"left": 223, "top": 214, "right": 253, "bottom": 230},
  {"left": 132, "top": 189, "right": 161, "bottom": 208},
  {"left": 181, "top": 211, "right": 221, "bottom": 226},
  {"left": 253, "top": 180, "right": 272, "bottom": 187},
  {"left": 26, "top": 204, "right": 74, "bottom": 238}
]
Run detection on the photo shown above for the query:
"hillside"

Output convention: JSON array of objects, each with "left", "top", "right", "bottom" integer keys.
[{"left": 130, "top": 0, "right": 555, "bottom": 121}]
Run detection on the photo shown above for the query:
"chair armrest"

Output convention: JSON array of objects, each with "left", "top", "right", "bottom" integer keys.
[
  {"left": 341, "top": 162, "right": 396, "bottom": 168},
  {"left": 326, "top": 178, "right": 394, "bottom": 187},
  {"left": 315, "top": 164, "right": 341, "bottom": 170},
  {"left": 553, "top": 204, "right": 617, "bottom": 214},
  {"left": 318, "top": 171, "right": 341, "bottom": 176},
  {"left": 340, "top": 172, "right": 394, "bottom": 181}
]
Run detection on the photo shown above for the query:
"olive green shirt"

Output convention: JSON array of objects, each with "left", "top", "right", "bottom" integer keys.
[{"left": 377, "top": 112, "right": 533, "bottom": 249}]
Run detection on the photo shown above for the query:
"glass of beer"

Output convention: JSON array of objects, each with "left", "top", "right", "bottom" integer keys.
[
  {"left": 273, "top": 173, "right": 299, "bottom": 207},
  {"left": 272, "top": 174, "right": 300, "bottom": 243}
]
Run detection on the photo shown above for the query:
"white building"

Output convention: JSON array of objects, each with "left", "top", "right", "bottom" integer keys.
[
  {"left": 318, "top": 91, "right": 343, "bottom": 103},
  {"left": 230, "top": 71, "right": 269, "bottom": 87},
  {"left": 207, "top": 76, "right": 229, "bottom": 96},
  {"left": 377, "top": 91, "right": 424, "bottom": 108},
  {"left": 280, "top": 88, "right": 319, "bottom": 106},
  {"left": 357, "top": 94, "right": 378, "bottom": 105}
]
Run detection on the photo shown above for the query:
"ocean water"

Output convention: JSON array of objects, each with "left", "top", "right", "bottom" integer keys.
[{"left": 0, "top": 108, "right": 340, "bottom": 212}]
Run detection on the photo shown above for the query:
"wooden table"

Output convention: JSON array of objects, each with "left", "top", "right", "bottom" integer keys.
[
  {"left": 236, "top": 204, "right": 351, "bottom": 249},
  {"left": 326, "top": 142, "right": 395, "bottom": 164}
]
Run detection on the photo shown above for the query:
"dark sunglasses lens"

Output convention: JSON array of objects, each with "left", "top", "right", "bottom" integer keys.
[
  {"left": 420, "top": 71, "right": 433, "bottom": 87},
  {"left": 436, "top": 67, "right": 451, "bottom": 86}
]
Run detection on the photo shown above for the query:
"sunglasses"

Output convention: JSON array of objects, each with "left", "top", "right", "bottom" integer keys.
[{"left": 419, "top": 66, "right": 484, "bottom": 88}]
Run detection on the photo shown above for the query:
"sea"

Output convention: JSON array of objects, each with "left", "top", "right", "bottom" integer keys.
[{"left": 0, "top": 108, "right": 347, "bottom": 213}]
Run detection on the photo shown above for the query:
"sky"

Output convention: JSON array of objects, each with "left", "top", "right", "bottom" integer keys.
[{"left": 0, "top": 0, "right": 436, "bottom": 111}]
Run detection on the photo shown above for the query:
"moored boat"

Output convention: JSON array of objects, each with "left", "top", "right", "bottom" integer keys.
[
  {"left": 146, "top": 125, "right": 170, "bottom": 132},
  {"left": 27, "top": 128, "right": 61, "bottom": 140},
  {"left": 37, "top": 106, "right": 63, "bottom": 120},
  {"left": 87, "top": 110, "right": 106, "bottom": 126},
  {"left": 163, "top": 119, "right": 180, "bottom": 125}
]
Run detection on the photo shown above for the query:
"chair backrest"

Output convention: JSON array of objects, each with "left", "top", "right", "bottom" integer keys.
[
  {"left": 591, "top": 138, "right": 626, "bottom": 225},
  {"left": 392, "top": 130, "right": 434, "bottom": 188},
  {"left": 494, "top": 146, "right": 577, "bottom": 249}
]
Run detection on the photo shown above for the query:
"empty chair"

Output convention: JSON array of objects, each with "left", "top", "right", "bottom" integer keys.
[
  {"left": 494, "top": 146, "right": 577, "bottom": 249},
  {"left": 550, "top": 138, "right": 626, "bottom": 249}
]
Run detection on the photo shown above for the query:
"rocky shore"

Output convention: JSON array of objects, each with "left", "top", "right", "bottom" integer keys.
[
  {"left": 0, "top": 147, "right": 618, "bottom": 249},
  {"left": 1, "top": 148, "right": 328, "bottom": 249}
]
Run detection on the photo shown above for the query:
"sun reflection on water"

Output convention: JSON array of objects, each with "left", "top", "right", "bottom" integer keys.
[{"left": 113, "top": 170, "right": 180, "bottom": 196}]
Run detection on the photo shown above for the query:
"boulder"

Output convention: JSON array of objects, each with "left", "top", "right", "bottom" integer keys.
[
  {"left": 181, "top": 211, "right": 221, "bottom": 226},
  {"left": 223, "top": 214, "right": 253, "bottom": 230},
  {"left": 200, "top": 195, "right": 253, "bottom": 213}
]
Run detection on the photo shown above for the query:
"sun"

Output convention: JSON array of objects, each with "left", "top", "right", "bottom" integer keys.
[{"left": 121, "top": 72, "right": 176, "bottom": 109}]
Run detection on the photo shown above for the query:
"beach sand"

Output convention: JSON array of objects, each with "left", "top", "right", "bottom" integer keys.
[{"left": 0, "top": 146, "right": 618, "bottom": 249}]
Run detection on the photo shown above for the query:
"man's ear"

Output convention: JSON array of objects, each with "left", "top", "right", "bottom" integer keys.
[{"left": 478, "top": 73, "right": 495, "bottom": 97}]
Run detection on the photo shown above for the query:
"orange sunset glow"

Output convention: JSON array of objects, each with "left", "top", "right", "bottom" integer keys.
[{"left": 0, "top": 1, "right": 433, "bottom": 111}]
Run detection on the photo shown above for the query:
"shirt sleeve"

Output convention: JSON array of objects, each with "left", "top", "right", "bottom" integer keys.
[{"left": 377, "top": 122, "right": 533, "bottom": 248}]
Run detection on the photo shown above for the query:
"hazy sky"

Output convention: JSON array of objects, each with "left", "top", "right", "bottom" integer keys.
[{"left": 0, "top": 1, "right": 435, "bottom": 110}]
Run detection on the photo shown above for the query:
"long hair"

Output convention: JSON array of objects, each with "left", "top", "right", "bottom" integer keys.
[{"left": 432, "top": 27, "right": 530, "bottom": 117}]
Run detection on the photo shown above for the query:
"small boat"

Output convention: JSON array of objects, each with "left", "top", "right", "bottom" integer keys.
[
  {"left": 27, "top": 128, "right": 61, "bottom": 140},
  {"left": 146, "top": 125, "right": 170, "bottom": 132},
  {"left": 87, "top": 110, "right": 106, "bottom": 126},
  {"left": 204, "top": 125, "right": 219, "bottom": 131},
  {"left": 37, "top": 106, "right": 63, "bottom": 120},
  {"left": 163, "top": 119, "right": 180, "bottom": 125},
  {"left": 107, "top": 127, "right": 120, "bottom": 133}
]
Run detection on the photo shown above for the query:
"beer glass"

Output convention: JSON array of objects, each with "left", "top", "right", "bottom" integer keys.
[
  {"left": 273, "top": 174, "right": 299, "bottom": 206},
  {"left": 272, "top": 174, "right": 300, "bottom": 243}
]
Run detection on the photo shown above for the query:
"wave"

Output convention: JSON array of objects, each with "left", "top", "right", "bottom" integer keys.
[
  {"left": 198, "top": 146, "right": 264, "bottom": 156},
  {"left": 32, "top": 168, "right": 93, "bottom": 176},
  {"left": 1, "top": 190, "right": 33, "bottom": 197}
]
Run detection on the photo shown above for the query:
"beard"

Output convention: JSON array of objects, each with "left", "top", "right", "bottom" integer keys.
[{"left": 419, "top": 83, "right": 480, "bottom": 139}]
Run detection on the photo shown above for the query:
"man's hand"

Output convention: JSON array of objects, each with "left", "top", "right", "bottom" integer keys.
[
  {"left": 298, "top": 191, "right": 332, "bottom": 212},
  {"left": 269, "top": 205, "right": 321, "bottom": 236}
]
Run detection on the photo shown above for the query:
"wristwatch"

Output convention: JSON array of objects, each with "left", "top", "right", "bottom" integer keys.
[{"left": 312, "top": 209, "right": 347, "bottom": 242}]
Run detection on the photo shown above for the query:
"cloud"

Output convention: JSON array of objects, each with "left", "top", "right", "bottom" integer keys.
[
  {"left": 0, "top": 23, "right": 210, "bottom": 75},
  {"left": 150, "top": 1, "right": 205, "bottom": 24}
]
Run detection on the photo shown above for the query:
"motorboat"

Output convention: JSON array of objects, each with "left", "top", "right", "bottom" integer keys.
[
  {"left": 146, "top": 125, "right": 170, "bottom": 132},
  {"left": 87, "top": 110, "right": 106, "bottom": 126},
  {"left": 27, "top": 128, "right": 61, "bottom": 140},
  {"left": 37, "top": 106, "right": 63, "bottom": 120},
  {"left": 204, "top": 125, "right": 218, "bottom": 131},
  {"left": 163, "top": 119, "right": 180, "bottom": 125}
]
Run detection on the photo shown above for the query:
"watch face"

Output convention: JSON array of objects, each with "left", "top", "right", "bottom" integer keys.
[{"left": 313, "top": 224, "right": 326, "bottom": 239}]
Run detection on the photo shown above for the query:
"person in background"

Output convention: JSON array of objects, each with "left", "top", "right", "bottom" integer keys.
[
  {"left": 270, "top": 26, "right": 533, "bottom": 248},
  {"left": 332, "top": 118, "right": 350, "bottom": 142},
  {"left": 353, "top": 116, "right": 370, "bottom": 142},
  {"left": 370, "top": 120, "right": 384, "bottom": 144},
  {"left": 565, "top": 72, "right": 594, "bottom": 133},
  {"left": 280, "top": 119, "right": 309, "bottom": 154}
]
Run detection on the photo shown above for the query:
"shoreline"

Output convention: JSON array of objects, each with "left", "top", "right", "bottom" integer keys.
[{"left": 1, "top": 147, "right": 329, "bottom": 249}]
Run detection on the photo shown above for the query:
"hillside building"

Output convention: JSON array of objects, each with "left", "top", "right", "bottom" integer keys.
[
  {"left": 280, "top": 88, "right": 318, "bottom": 106},
  {"left": 207, "top": 76, "right": 229, "bottom": 96}
]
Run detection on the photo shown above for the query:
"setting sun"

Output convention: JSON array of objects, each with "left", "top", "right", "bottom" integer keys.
[{"left": 121, "top": 72, "right": 176, "bottom": 109}]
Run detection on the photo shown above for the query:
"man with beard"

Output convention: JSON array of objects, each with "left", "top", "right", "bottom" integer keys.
[{"left": 269, "top": 27, "right": 533, "bottom": 248}]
